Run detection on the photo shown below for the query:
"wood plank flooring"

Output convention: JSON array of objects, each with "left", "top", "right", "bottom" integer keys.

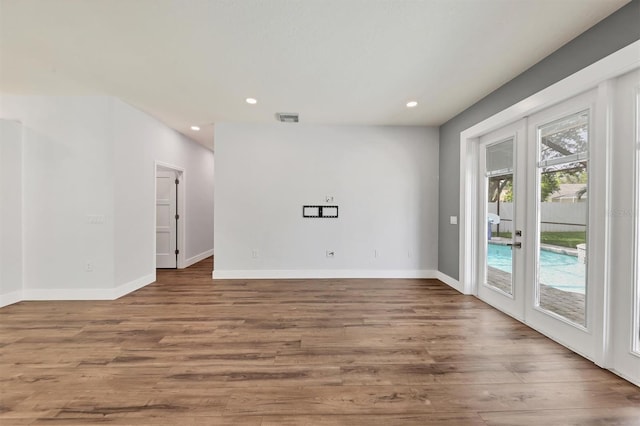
[{"left": 1, "top": 257, "right": 638, "bottom": 425}]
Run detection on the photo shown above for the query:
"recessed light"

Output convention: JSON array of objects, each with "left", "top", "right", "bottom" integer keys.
[
  {"left": 406, "top": 101, "right": 418, "bottom": 108},
  {"left": 191, "top": 125, "right": 200, "bottom": 131},
  {"left": 246, "top": 98, "right": 257, "bottom": 104}
]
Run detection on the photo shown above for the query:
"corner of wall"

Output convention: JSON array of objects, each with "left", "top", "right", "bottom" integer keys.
[{"left": 0, "top": 290, "right": 23, "bottom": 308}]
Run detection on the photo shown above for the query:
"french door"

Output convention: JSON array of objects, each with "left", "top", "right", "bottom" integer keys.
[
  {"left": 478, "top": 90, "right": 599, "bottom": 360},
  {"left": 478, "top": 120, "right": 526, "bottom": 321},
  {"left": 524, "top": 90, "right": 598, "bottom": 358},
  {"left": 609, "top": 69, "right": 640, "bottom": 385}
]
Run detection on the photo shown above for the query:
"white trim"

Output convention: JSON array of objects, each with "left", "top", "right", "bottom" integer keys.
[
  {"left": 213, "top": 269, "right": 438, "bottom": 279},
  {"left": 20, "top": 121, "right": 26, "bottom": 306},
  {"left": 0, "top": 290, "right": 23, "bottom": 308},
  {"left": 3, "top": 273, "right": 157, "bottom": 304},
  {"left": 112, "top": 272, "right": 156, "bottom": 299},
  {"left": 459, "top": 40, "right": 640, "bottom": 296},
  {"left": 156, "top": 160, "right": 185, "bottom": 170},
  {"left": 184, "top": 249, "right": 214, "bottom": 268},
  {"left": 460, "top": 135, "right": 479, "bottom": 295},
  {"left": 610, "top": 368, "right": 640, "bottom": 388},
  {"left": 435, "top": 271, "right": 462, "bottom": 293},
  {"left": 593, "top": 79, "right": 615, "bottom": 367},
  {"left": 633, "top": 86, "right": 640, "bottom": 357},
  {"left": 22, "top": 287, "right": 115, "bottom": 301}
]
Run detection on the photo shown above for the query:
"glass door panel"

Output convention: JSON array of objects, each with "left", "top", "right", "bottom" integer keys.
[
  {"left": 485, "top": 140, "right": 515, "bottom": 295},
  {"left": 536, "top": 111, "right": 589, "bottom": 327}
]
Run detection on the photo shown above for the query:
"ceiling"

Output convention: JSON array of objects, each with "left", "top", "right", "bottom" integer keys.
[{"left": 0, "top": 0, "right": 630, "bottom": 150}]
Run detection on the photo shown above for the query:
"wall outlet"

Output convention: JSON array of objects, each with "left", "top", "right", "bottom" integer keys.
[
  {"left": 374, "top": 249, "right": 379, "bottom": 258},
  {"left": 85, "top": 262, "right": 94, "bottom": 272},
  {"left": 251, "top": 249, "right": 258, "bottom": 259},
  {"left": 407, "top": 250, "right": 412, "bottom": 258},
  {"left": 326, "top": 250, "right": 335, "bottom": 258}
]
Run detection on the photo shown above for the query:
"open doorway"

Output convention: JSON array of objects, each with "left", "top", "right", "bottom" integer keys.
[{"left": 155, "top": 162, "right": 185, "bottom": 269}]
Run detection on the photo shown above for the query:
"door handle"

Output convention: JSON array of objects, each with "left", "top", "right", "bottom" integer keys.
[{"left": 507, "top": 242, "right": 522, "bottom": 249}]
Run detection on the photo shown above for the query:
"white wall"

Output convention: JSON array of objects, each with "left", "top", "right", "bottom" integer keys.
[
  {"left": 1, "top": 96, "right": 115, "bottom": 299},
  {"left": 0, "top": 95, "right": 214, "bottom": 306},
  {"left": 0, "top": 119, "right": 24, "bottom": 305},
  {"left": 214, "top": 123, "right": 439, "bottom": 278},
  {"left": 112, "top": 99, "right": 214, "bottom": 287}
]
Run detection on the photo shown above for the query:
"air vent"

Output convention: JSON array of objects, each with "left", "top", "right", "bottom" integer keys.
[{"left": 276, "top": 112, "right": 299, "bottom": 123}]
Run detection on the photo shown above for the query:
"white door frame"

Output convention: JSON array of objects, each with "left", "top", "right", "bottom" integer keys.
[
  {"left": 635, "top": 85, "right": 640, "bottom": 362},
  {"left": 634, "top": 84, "right": 640, "bottom": 368},
  {"left": 458, "top": 41, "right": 640, "bottom": 367},
  {"left": 154, "top": 161, "right": 186, "bottom": 269}
]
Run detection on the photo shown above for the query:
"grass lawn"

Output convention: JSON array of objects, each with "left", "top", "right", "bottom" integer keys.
[{"left": 495, "top": 231, "right": 586, "bottom": 249}]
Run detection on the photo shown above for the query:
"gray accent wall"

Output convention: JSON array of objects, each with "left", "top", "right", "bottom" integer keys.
[{"left": 438, "top": 0, "right": 640, "bottom": 280}]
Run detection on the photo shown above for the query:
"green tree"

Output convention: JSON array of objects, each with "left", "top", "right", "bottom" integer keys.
[
  {"left": 557, "top": 165, "right": 588, "bottom": 184},
  {"left": 540, "top": 173, "right": 560, "bottom": 201},
  {"left": 501, "top": 180, "right": 513, "bottom": 202},
  {"left": 488, "top": 176, "right": 512, "bottom": 202}
]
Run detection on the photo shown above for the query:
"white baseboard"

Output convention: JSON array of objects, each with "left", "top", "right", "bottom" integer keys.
[
  {"left": 22, "top": 287, "right": 115, "bottom": 301},
  {"left": 213, "top": 269, "right": 438, "bottom": 279},
  {"left": 2, "top": 273, "right": 157, "bottom": 306},
  {"left": 609, "top": 368, "right": 640, "bottom": 388},
  {"left": 435, "top": 271, "right": 463, "bottom": 293},
  {"left": 113, "top": 273, "right": 156, "bottom": 299},
  {"left": 0, "top": 290, "right": 23, "bottom": 308},
  {"left": 183, "top": 249, "right": 214, "bottom": 268}
]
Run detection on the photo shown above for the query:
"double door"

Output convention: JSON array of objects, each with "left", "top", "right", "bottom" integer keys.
[{"left": 477, "top": 84, "right": 639, "bottom": 384}]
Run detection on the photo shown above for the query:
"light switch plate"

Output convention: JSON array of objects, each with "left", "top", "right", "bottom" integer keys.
[{"left": 450, "top": 216, "right": 458, "bottom": 225}]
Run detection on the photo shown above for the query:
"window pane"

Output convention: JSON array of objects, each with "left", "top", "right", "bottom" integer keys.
[
  {"left": 486, "top": 140, "right": 513, "bottom": 173},
  {"left": 540, "top": 111, "right": 588, "bottom": 165}
]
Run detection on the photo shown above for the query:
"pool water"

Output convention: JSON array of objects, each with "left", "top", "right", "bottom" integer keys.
[{"left": 488, "top": 243, "right": 586, "bottom": 294}]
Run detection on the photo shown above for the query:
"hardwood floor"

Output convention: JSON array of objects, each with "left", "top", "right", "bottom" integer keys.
[{"left": 1, "top": 257, "right": 638, "bottom": 425}]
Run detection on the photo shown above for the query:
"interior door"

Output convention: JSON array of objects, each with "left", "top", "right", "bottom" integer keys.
[
  {"left": 156, "top": 170, "right": 177, "bottom": 269},
  {"left": 524, "top": 89, "right": 598, "bottom": 359},
  {"left": 477, "top": 119, "right": 527, "bottom": 320}
]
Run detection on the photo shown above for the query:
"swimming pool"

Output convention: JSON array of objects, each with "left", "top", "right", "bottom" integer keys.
[{"left": 488, "top": 243, "right": 586, "bottom": 294}]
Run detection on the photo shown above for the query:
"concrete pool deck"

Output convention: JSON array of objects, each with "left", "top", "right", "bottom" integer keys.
[{"left": 487, "top": 266, "right": 585, "bottom": 325}]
